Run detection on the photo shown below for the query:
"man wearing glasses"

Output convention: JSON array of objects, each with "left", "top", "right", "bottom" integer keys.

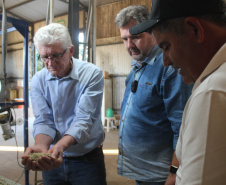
[{"left": 22, "top": 23, "right": 106, "bottom": 185}]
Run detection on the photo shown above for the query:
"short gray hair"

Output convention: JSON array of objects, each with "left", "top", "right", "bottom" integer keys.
[
  {"left": 34, "top": 23, "right": 72, "bottom": 50},
  {"left": 115, "top": 5, "right": 149, "bottom": 28}
]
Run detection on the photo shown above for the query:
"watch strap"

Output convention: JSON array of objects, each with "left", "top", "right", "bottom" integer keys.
[{"left": 169, "top": 165, "right": 178, "bottom": 174}]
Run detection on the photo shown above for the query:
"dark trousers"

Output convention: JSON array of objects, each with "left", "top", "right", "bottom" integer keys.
[{"left": 42, "top": 146, "right": 107, "bottom": 185}]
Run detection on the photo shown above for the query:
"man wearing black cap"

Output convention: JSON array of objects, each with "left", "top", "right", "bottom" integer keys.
[
  {"left": 130, "top": 0, "right": 226, "bottom": 184},
  {"left": 115, "top": 5, "right": 193, "bottom": 185}
]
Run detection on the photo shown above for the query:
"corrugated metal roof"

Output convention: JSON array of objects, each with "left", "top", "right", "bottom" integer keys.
[
  {"left": 0, "top": 0, "right": 122, "bottom": 24},
  {"left": 0, "top": 0, "right": 69, "bottom": 23}
]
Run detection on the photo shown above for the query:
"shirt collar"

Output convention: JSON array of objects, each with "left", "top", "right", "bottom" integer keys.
[{"left": 193, "top": 43, "right": 226, "bottom": 91}]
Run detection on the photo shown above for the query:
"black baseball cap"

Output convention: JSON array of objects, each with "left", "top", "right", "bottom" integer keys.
[{"left": 130, "top": 0, "right": 224, "bottom": 35}]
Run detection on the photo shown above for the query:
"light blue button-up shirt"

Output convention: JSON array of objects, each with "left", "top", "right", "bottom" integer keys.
[
  {"left": 117, "top": 45, "right": 193, "bottom": 182},
  {"left": 31, "top": 58, "right": 105, "bottom": 157}
]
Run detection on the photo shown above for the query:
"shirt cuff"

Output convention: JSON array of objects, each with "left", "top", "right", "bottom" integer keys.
[{"left": 33, "top": 125, "right": 56, "bottom": 140}]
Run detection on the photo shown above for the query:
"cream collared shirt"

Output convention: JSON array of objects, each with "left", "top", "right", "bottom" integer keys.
[{"left": 176, "top": 43, "right": 226, "bottom": 185}]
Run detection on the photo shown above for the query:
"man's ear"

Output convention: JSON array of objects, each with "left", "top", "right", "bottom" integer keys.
[
  {"left": 185, "top": 17, "right": 204, "bottom": 43},
  {"left": 69, "top": 45, "right": 75, "bottom": 58}
]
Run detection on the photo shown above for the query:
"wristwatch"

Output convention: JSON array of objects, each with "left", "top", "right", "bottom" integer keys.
[{"left": 169, "top": 165, "right": 178, "bottom": 174}]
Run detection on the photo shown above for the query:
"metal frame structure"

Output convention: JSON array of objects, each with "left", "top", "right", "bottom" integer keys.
[
  {"left": 68, "top": 0, "right": 80, "bottom": 58},
  {"left": 0, "top": 15, "right": 30, "bottom": 185},
  {"left": 82, "top": 0, "right": 92, "bottom": 61},
  {"left": 91, "top": 0, "right": 96, "bottom": 64}
]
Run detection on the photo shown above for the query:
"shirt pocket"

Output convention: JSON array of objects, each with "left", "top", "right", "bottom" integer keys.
[{"left": 134, "top": 82, "right": 155, "bottom": 108}]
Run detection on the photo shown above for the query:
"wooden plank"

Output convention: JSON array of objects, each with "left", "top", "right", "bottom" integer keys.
[
  {"left": 96, "top": 36, "right": 122, "bottom": 45},
  {"left": 96, "top": 0, "right": 152, "bottom": 40}
]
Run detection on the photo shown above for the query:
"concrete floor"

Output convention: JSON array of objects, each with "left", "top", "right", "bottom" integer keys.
[{"left": 0, "top": 108, "right": 135, "bottom": 185}]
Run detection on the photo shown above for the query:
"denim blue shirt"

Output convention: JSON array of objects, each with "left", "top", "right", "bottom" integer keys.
[
  {"left": 31, "top": 58, "right": 105, "bottom": 157},
  {"left": 117, "top": 45, "right": 193, "bottom": 182}
]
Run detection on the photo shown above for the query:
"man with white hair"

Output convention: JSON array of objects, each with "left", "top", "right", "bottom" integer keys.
[{"left": 22, "top": 23, "right": 106, "bottom": 185}]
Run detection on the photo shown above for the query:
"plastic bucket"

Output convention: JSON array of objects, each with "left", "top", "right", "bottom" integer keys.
[{"left": 106, "top": 108, "right": 114, "bottom": 117}]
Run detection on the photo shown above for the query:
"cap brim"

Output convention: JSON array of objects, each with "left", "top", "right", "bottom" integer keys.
[{"left": 129, "top": 19, "right": 159, "bottom": 35}]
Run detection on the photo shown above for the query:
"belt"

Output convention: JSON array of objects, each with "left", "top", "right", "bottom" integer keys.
[{"left": 64, "top": 145, "right": 102, "bottom": 160}]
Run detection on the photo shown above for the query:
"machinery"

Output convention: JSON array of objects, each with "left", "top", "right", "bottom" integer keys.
[{"left": 0, "top": 106, "right": 15, "bottom": 140}]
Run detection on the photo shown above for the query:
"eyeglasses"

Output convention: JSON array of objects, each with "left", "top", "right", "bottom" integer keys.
[{"left": 39, "top": 49, "right": 68, "bottom": 63}]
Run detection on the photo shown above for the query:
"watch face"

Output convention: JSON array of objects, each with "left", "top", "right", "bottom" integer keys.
[{"left": 170, "top": 165, "right": 178, "bottom": 174}]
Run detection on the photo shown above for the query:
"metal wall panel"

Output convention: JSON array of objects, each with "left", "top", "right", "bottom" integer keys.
[
  {"left": 96, "top": 43, "right": 132, "bottom": 113},
  {"left": 112, "top": 76, "right": 126, "bottom": 113},
  {"left": 96, "top": 43, "right": 132, "bottom": 74}
]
